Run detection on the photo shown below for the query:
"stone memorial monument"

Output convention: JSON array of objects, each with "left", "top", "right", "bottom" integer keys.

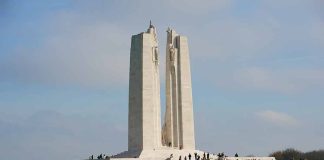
[
  {"left": 162, "top": 28, "right": 195, "bottom": 150},
  {"left": 109, "top": 22, "right": 275, "bottom": 160},
  {"left": 128, "top": 21, "right": 162, "bottom": 152}
]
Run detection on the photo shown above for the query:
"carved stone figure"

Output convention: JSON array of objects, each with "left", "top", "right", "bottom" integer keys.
[
  {"left": 169, "top": 44, "right": 175, "bottom": 61},
  {"left": 153, "top": 46, "right": 159, "bottom": 64}
]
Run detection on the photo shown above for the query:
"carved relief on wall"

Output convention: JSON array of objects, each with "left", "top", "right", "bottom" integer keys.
[
  {"left": 152, "top": 46, "right": 159, "bottom": 65},
  {"left": 169, "top": 44, "right": 175, "bottom": 62}
]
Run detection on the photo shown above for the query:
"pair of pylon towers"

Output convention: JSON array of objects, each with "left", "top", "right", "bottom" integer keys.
[{"left": 128, "top": 23, "right": 195, "bottom": 152}]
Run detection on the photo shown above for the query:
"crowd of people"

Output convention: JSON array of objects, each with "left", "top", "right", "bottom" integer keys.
[
  {"left": 172, "top": 152, "right": 239, "bottom": 160},
  {"left": 172, "top": 152, "right": 214, "bottom": 160},
  {"left": 89, "top": 154, "right": 109, "bottom": 159},
  {"left": 89, "top": 152, "right": 239, "bottom": 160}
]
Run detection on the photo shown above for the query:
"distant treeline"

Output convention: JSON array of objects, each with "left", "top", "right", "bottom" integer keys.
[{"left": 269, "top": 148, "right": 324, "bottom": 160}]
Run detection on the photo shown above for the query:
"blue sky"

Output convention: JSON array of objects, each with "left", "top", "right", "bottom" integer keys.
[{"left": 0, "top": 0, "right": 324, "bottom": 159}]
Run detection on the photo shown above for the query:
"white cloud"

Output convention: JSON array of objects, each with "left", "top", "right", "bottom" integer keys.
[
  {"left": 0, "top": 11, "right": 130, "bottom": 89},
  {"left": 232, "top": 67, "right": 298, "bottom": 93},
  {"left": 186, "top": 16, "right": 280, "bottom": 64},
  {"left": 214, "top": 67, "right": 324, "bottom": 94},
  {"left": 162, "top": 0, "right": 232, "bottom": 14},
  {"left": 256, "top": 110, "right": 300, "bottom": 127},
  {"left": 0, "top": 110, "right": 127, "bottom": 160}
]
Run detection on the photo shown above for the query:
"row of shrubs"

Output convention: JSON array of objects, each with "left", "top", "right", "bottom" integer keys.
[{"left": 269, "top": 148, "right": 324, "bottom": 160}]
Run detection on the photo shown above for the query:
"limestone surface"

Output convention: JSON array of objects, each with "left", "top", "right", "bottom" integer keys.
[
  {"left": 162, "top": 28, "right": 195, "bottom": 150},
  {"left": 128, "top": 23, "right": 161, "bottom": 152},
  {"left": 108, "top": 23, "right": 275, "bottom": 160}
]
